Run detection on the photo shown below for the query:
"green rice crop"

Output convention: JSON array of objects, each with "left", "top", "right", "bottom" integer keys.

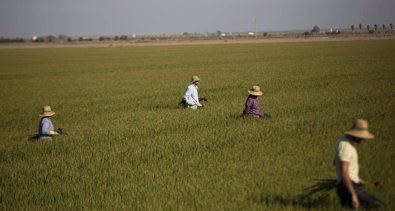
[{"left": 1, "top": 40, "right": 394, "bottom": 210}]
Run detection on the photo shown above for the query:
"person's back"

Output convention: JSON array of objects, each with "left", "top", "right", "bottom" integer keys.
[
  {"left": 38, "top": 117, "right": 54, "bottom": 137},
  {"left": 243, "top": 95, "right": 262, "bottom": 117},
  {"left": 334, "top": 135, "right": 360, "bottom": 185}
]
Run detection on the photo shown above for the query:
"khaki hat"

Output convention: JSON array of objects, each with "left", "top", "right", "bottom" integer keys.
[
  {"left": 40, "top": 105, "right": 55, "bottom": 117},
  {"left": 191, "top": 76, "right": 201, "bottom": 83},
  {"left": 345, "top": 119, "right": 374, "bottom": 139},
  {"left": 248, "top": 85, "right": 263, "bottom": 96}
]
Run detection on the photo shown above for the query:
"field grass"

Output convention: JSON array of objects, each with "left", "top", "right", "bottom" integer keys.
[{"left": 1, "top": 40, "right": 394, "bottom": 210}]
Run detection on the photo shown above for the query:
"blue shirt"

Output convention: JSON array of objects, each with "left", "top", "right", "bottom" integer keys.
[
  {"left": 38, "top": 117, "right": 54, "bottom": 136},
  {"left": 183, "top": 84, "right": 202, "bottom": 106}
]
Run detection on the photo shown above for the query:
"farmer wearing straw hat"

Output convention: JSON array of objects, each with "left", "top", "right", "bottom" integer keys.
[
  {"left": 38, "top": 105, "right": 61, "bottom": 139},
  {"left": 181, "top": 76, "right": 207, "bottom": 109},
  {"left": 243, "top": 85, "right": 269, "bottom": 118},
  {"left": 334, "top": 119, "right": 384, "bottom": 209}
]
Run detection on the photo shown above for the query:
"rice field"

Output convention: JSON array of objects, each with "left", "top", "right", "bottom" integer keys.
[{"left": 0, "top": 40, "right": 394, "bottom": 210}]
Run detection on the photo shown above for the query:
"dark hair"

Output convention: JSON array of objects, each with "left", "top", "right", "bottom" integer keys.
[{"left": 346, "top": 135, "right": 363, "bottom": 143}]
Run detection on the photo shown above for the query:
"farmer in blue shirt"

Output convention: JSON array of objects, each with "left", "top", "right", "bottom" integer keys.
[{"left": 38, "top": 105, "right": 60, "bottom": 139}]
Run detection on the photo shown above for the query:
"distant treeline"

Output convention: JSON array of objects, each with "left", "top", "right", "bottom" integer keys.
[
  {"left": 0, "top": 37, "right": 26, "bottom": 43},
  {"left": 1, "top": 27, "right": 394, "bottom": 44}
]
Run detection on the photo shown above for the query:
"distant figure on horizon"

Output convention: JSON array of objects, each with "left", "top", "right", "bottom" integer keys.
[
  {"left": 243, "top": 85, "right": 269, "bottom": 118},
  {"left": 37, "top": 105, "right": 63, "bottom": 139},
  {"left": 181, "top": 75, "right": 207, "bottom": 109},
  {"left": 334, "top": 119, "right": 384, "bottom": 209}
]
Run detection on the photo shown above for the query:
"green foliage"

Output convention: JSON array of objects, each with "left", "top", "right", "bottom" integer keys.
[
  {"left": 0, "top": 40, "right": 394, "bottom": 210},
  {"left": 311, "top": 25, "right": 320, "bottom": 33},
  {"left": 99, "top": 36, "right": 111, "bottom": 41},
  {"left": 0, "top": 37, "right": 26, "bottom": 43},
  {"left": 120, "top": 35, "right": 128, "bottom": 40}
]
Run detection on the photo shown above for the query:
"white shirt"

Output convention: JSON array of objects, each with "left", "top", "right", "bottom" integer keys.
[
  {"left": 183, "top": 84, "right": 202, "bottom": 107},
  {"left": 335, "top": 135, "right": 360, "bottom": 184}
]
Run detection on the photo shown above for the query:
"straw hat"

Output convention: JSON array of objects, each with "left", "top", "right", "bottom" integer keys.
[
  {"left": 248, "top": 85, "right": 263, "bottom": 96},
  {"left": 345, "top": 119, "right": 374, "bottom": 139},
  {"left": 191, "top": 76, "right": 201, "bottom": 83},
  {"left": 40, "top": 105, "right": 55, "bottom": 117}
]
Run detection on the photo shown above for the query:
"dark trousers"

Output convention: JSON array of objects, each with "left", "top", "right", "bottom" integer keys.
[{"left": 336, "top": 182, "right": 384, "bottom": 209}]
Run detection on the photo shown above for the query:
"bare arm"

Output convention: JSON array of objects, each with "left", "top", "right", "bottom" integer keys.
[{"left": 341, "top": 161, "right": 359, "bottom": 209}]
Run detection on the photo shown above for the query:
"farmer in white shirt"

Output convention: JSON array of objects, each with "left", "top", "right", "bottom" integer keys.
[
  {"left": 334, "top": 119, "right": 384, "bottom": 209},
  {"left": 181, "top": 76, "right": 207, "bottom": 109}
]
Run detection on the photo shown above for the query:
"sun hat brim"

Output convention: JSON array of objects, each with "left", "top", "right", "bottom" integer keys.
[
  {"left": 345, "top": 130, "right": 374, "bottom": 139},
  {"left": 248, "top": 90, "right": 262, "bottom": 96},
  {"left": 40, "top": 111, "right": 55, "bottom": 117}
]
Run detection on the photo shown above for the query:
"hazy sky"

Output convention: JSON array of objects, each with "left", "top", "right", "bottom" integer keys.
[{"left": 0, "top": 0, "right": 394, "bottom": 38}]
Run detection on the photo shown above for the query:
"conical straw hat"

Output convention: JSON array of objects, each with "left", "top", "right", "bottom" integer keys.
[
  {"left": 345, "top": 119, "right": 374, "bottom": 139},
  {"left": 39, "top": 105, "right": 55, "bottom": 117},
  {"left": 248, "top": 85, "right": 263, "bottom": 96},
  {"left": 191, "top": 76, "right": 201, "bottom": 83}
]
